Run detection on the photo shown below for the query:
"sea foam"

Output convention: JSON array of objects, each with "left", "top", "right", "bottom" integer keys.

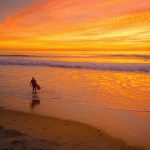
[{"left": 0, "top": 56, "right": 150, "bottom": 72}]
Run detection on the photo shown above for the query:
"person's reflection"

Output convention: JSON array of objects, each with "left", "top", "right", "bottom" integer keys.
[{"left": 30, "top": 93, "right": 40, "bottom": 110}]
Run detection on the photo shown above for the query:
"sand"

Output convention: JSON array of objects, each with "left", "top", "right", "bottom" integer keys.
[{"left": 0, "top": 108, "right": 145, "bottom": 150}]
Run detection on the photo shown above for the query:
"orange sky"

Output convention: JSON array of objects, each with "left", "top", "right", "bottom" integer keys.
[{"left": 0, "top": 0, "right": 150, "bottom": 51}]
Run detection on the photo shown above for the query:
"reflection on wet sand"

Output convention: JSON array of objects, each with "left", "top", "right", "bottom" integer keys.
[
  {"left": 30, "top": 93, "right": 40, "bottom": 109},
  {"left": 0, "top": 65, "right": 150, "bottom": 149}
]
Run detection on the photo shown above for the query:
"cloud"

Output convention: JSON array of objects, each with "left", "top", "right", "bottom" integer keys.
[{"left": 0, "top": 0, "right": 150, "bottom": 50}]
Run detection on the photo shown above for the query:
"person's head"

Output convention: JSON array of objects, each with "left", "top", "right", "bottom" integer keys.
[{"left": 32, "top": 77, "right": 35, "bottom": 80}]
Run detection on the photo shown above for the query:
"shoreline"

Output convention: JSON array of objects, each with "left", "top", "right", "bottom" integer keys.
[{"left": 0, "top": 108, "right": 145, "bottom": 150}]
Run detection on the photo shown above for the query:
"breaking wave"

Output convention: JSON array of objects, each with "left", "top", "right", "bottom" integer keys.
[
  {"left": 0, "top": 57, "right": 150, "bottom": 72},
  {"left": 0, "top": 54, "right": 150, "bottom": 59}
]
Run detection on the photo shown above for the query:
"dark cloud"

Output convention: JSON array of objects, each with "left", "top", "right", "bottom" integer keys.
[{"left": 0, "top": 0, "right": 34, "bottom": 21}]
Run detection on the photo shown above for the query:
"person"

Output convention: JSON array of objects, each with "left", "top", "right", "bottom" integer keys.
[{"left": 30, "top": 77, "right": 37, "bottom": 93}]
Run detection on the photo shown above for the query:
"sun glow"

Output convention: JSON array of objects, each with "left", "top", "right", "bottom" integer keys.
[{"left": 0, "top": 0, "right": 149, "bottom": 51}]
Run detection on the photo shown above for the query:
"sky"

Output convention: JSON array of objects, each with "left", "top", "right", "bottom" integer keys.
[{"left": 0, "top": 0, "right": 150, "bottom": 51}]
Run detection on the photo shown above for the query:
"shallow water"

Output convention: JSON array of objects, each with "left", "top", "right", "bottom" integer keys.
[
  {"left": 0, "top": 50, "right": 150, "bottom": 148},
  {"left": 0, "top": 50, "right": 150, "bottom": 72},
  {"left": 0, "top": 64, "right": 150, "bottom": 149}
]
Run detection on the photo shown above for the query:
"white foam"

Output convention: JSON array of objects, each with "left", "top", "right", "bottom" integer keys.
[{"left": 0, "top": 57, "right": 150, "bottom": 72}]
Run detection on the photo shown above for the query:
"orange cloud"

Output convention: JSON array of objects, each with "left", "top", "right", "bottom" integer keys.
[{"left": 0, "top": 0, "right": 149, "bottom": 51}]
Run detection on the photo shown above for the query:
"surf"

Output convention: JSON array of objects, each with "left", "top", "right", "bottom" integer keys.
[{"left": 0, "top": 57, "right": 150, "bottom": 73}]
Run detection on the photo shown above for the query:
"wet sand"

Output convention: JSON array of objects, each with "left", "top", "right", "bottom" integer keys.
[{"left": 0, "top": 108, "right": 145, "bottom": 150}]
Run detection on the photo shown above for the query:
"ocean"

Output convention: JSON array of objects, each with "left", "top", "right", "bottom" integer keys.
[{"left": 0, "top": 50, "right": 150, "bottom": 148}]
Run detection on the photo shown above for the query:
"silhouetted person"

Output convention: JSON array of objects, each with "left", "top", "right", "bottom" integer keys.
[{"left": 30, "top": 77, "right": 37, "bottom": 93}]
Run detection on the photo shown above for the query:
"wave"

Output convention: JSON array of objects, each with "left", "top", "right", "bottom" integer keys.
[
  {"left": 92, "top": 54, "right": 150, "bottom": 59},
  {"left": 0, "top": 54, "right": 150, "bottom": 59},
  {"left": 0, "top": 54, "right": 41, "bottom": 57},
  {"left": 0, "top": 58, "right": 150, "bottom": 72}
]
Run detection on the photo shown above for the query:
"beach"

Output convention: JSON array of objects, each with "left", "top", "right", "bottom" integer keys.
[
  {"left": 0, "top": 108, "right": 145, "bottom": 150},
  {"left": 1, "top": 0, "right": 150, "bottom": 149},
  {"left": 0, "top": 52, "right": 150, "bottom": 149}
]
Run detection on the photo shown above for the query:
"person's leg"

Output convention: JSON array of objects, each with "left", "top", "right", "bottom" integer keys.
[
  {"left": 35, "top": 86, "right": 37, "bottom": 93},
  {"left": 33, "top": 86, "right": 36, "bottom": 93},
  {"left": 32, "top": 86, "right": 34, "bottom": 93}
]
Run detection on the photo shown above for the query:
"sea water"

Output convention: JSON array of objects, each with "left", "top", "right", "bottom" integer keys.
[{"left": 0, "top": 50, "right": 150, "bottom": 148}]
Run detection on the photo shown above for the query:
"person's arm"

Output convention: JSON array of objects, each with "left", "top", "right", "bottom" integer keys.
[{"left": 30, "top": 81, "right": 32, "bottom": 87}]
